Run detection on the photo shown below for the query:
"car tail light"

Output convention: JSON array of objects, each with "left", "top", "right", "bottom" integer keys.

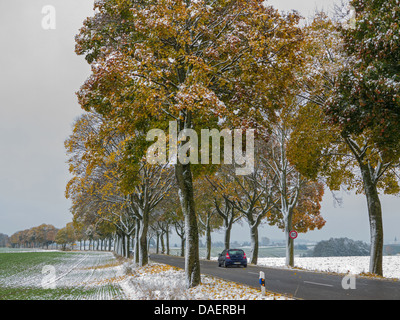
[
  {"left": 243, "top": 252, "right": 246, "bottom": 259},
  {"left": 226, "top": 252, "right": 230, "bottom": 259}
]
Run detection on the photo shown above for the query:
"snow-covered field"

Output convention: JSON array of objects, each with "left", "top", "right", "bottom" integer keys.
[
  {"left": 256, "top": 256, "right": 400, "bottom": 279},
  {"left": 0, "top": 250, "right": 127, "bottom": 299}
]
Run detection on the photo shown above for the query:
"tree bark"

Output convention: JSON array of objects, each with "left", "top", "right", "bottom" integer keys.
[
  {"left": 249, "top": 224, "right": 259, "bottom": 265},
  {"left": 156, "top": 232, "right": 160, "bottom": 254},
  {"left": 284, "top": 212, "right": 294, "bottom": 267},
  {"left": 206, "top": 219, "right": 212, "bottom": 260},
  {"left": 181, "top": 236, "right": 185, "bottom": 257},
  {"left": 175, "top": 162, "right": 201, "bottom": 288},
  {"left": 161, "top": 231, "right": 165, "bottom": 254},
  {"left": 343, "top": 137, "right": 385, "bottom": 276},
  {"left": 139, "top": 208, "right": 149, "bottom": 266},
  {"left": 134, "top": 219, "right": 140, "bottom": 264},
  {"left": 224, "top": 225, "right": 232, "bottom": 251},
  {"left": 360, "top": 162, "right": 384, "bottom": 276},
  {"left": 165, "top": 227, "right": 170, "bottom": 255}
]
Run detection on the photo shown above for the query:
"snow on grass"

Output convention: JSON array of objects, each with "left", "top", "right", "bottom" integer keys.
[
  {"left": 0, "top": 251, "right": 127, "bottom": 300},
  {"left": 256, "top": 256, "right": 400, "bottom": 280},
  {"left": 120, "top": 262, "right": 288, "bottom": 300}
]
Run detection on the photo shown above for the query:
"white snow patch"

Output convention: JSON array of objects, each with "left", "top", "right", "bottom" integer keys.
[
  {"left": 256, "top": 256, "right": 400, "bottom": 279},
  {"left": 120, "top": 262, "right": 289, "bottom": 300}
]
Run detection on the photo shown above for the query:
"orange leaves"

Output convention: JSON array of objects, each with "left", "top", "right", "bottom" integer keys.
[{"left": 292, "top": 180, "right": 326, "bottom": 233}]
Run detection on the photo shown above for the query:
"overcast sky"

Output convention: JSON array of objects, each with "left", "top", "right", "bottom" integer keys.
[{"left": 0, "top": 0, "right": 399, "bottom": 245}]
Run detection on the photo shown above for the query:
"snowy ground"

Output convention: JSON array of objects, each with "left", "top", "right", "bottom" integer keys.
[
  {"left": 0, "top": 250, "right": 283, "bottom": 300},
  {"left": 0, "top": 250, "right": 127, "bottom": 299},
  {"left": 256, "top": 256, "right": 400, "bottom": 280},
  {"left": 120, "top": 262, "right": 287, "bottom": 300},
  {"left": 1, "top": 249, "right": 400, "bottom": 300}
]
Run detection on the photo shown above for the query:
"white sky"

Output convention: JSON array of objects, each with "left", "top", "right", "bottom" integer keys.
[
  {"left": 0, "top": 0, "right": 399, "bottom": 245},
  {"left": 267, "top": 0, "right": 341, "bottom": 18}
]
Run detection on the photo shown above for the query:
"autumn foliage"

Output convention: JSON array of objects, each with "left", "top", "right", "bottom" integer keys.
[{"left": 63, "top": 0, "right": 400, "bottom": 285}]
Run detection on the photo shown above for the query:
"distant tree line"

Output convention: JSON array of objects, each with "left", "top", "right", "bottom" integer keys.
[
  {"left": 5, "top": 223, "right": 114, "bottom": 251},
  {"left": 55, "top": 222, "right": 114, "bottom": 251},
  {"left": 8, "top": 224, "right": 58, "bottom": 249},
  {"left": 311, "top": 237, "right": 370, "bottom": 257}
]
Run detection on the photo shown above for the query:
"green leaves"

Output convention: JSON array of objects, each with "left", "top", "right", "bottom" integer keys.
[{"left": 328, "top": 0, "right": 400, "bottom": 157}]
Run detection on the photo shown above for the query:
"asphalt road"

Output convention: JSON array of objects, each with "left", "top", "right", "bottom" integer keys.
[{"left": 149, "top": 254, "right": 400, "bottom": 300}]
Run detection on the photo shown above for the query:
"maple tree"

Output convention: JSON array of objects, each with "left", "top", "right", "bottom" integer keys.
[
  {"left": 262, "top": 96, "right": 326, "bottom": 267},
  {"left": 208, "top": 159, "right": 277, "bottom": 265},
  {"left": 65, "top": 112, "right": 173, "bottom": 262},
  {"left": 329, "top": 0, "right": 400, "bottom": 155},
  {"left": 326, "top": 1, "right": 400, "bottom": 275},
  {"left": 75, "top": 0, "right": 304, "bottom": 287},
  {"left": 150, "top": 209, "right": 173, "bottom": 255},
  {"left": 55, "top": 223, "right": 77, "bottom": 250},
  {"left": 194, "top": 177, "right": 222, "bottom": 260},
  {"left": 290, "top": 11, "right": 400, "bottom": 275},
  {"left": 65, "top": 113, "right": 134, "bottom": 257},
  {"left": 206, "top": 168, "right": 242, "bottom": 251},
  {"left": 128, "top": 162, "right": 174, "bottom": 265}
]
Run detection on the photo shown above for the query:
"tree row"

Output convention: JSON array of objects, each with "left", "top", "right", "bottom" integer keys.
[{"left": 67, "top": 0, "right": 400, "bottom": 287}]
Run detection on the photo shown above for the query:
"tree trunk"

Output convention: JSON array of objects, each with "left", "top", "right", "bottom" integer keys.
[
  {"left": 360, "top": 162, "right": 384, "bottom": 276},
  {"left": 156, "top": 232, "right": 160, "bottom": 254},
  {"left": 249, "top": 224, "right": 259, "bottom": 265},
  {"left": 161, "top": 231, "right": 165, "bottom": 254},
  {"left": 121, "top": 235, "right": 125, "bottom": 257},
  {"left": 116, "top": 235, "right": 121, "bottom": 256},
  {"left": 134, "top": 220, "right": 140, "bottom": 264},
  {"left": 224, "top": 224, "right": 231, "bottom": 251},
  {"left": 284, "top": 212, "right": 294, "bottom": 267},
  {"left": 206, "top": 220, "right": 212, "bottom": 260},
  {"left": 126, "top": 235, "right": 130, "bottom": 258},
  {"left": 215, "top": 201, "right": 235, "bottom": 251},
  {"left": 139, "top": 208, "right": 149, "bottom": 266},
  {"left": 180, "top": 236, "right": 185, "bottom": 257},
  {"left": 165, "top": 227, "right": 170, "bottom": 255},
  {"left": 175, "top": 162, "right": 201, "bottom": 288}
]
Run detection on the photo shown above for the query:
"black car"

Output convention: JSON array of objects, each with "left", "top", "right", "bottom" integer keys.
[{"left": 218, "top": 249, "right": 247, "bottom": 268}]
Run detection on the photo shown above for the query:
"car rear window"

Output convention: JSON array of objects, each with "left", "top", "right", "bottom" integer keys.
[{"left": 228, "top": 249, "right": 244, "bottom": 255}]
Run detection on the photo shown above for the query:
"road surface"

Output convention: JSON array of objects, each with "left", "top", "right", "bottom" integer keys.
[{"left": 149, "top": 254, "right": 400, "bottom": 300}]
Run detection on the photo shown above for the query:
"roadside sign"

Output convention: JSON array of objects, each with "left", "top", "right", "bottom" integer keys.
[{"left": 289, "top": 230, "right": 298, "bottom": 239}]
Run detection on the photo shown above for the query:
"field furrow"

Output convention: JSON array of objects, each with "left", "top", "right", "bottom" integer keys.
[{"left": 0, "top": 250, "right": 128, "bottom": 300}]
